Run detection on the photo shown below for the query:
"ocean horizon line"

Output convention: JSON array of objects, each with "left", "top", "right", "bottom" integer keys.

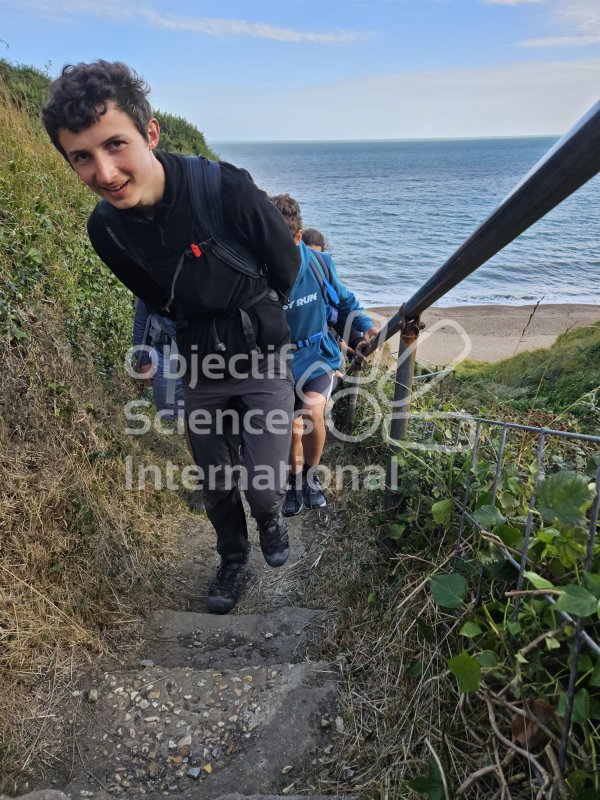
[
  {"left": 214, "top": 137, "right": 599, "bottom": 310},
  {"left": 211, "top": 134, "right": 559, "bottom": 147}
]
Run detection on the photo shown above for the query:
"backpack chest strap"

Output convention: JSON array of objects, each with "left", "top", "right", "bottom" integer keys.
[{"left": 291, "top": 331, "right": 325, "bottom": 350}]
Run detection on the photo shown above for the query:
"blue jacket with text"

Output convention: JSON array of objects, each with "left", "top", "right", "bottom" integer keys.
[{"left": 284, "top": 241, "right": 373, "bottom": 384}]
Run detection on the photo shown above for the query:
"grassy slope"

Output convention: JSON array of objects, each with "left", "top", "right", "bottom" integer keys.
[
  {"left": 0, "top": 58, "right": 218, "bottom": 161},
  {"left": 305, "top": 333, "right": 600, "bottom": 798},
  {"left": 453, "top": 323, "right": 600, "bottom": 426}
]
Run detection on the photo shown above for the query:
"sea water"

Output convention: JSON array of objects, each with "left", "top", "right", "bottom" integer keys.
[{"left": 212, "top": 138, "right": 600, "bottom": 308}]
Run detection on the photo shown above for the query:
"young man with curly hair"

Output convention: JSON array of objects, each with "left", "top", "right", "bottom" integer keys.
[{"left": 43, "top": 61, "right": 301, "bottom": 614}]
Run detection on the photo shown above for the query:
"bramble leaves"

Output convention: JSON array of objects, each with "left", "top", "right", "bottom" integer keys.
[
  {"left": 459, "top": 621, "right": 483, "bottom": 638},
  {"left": 406, "top": 660, "right": 423, "bottom": 678},
  {"left": 432, "top": 498, "right": 453, "bottom": 524},
  {"left": 507, "top": 476, "right": 522, "bottom": 494},
  {"left": 555, "top": 585, "right": 598, "bottom": 617},
  {"left": 536, "top": 471, "right": 594, "bottom": 527},
  {"left": 583, "top": 573, "right": 600, "bottom": 599},
  {"left": 524, "top": 570, "right": 556, "bottom": 590},
  {"left": 477, "top": 650, "right": 498, "bottom": 667},
  {"left": 430, "top": 574, "right": 467, "bottom": 609},
  {"left": 474, "top": 504, "right": 506, "bottom": 529},
  {"left": 448, "top": 650, "right": 481, "bottom": 693},
  {"left": 409, "top": 758, "right": 445, "bottom": 800},
  {"left": 496, "top": 523, "right": 523, "bottom": 547},
  {"left": 559, "top": 689, "right": 590, "bottom": 723}
]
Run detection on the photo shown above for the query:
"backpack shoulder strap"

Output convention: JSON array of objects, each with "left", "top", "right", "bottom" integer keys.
[
  {"left": 310, "top": 249, "right": 330, "bottom": 282},
  {"left": 185, "top": 156, "right": 263, "bottom": 279},
  {"left": 308, "top": 250, "right": 340, "bottom": 306},
  {"left": 184, "top": 155, "right": 222, "bottom": 241}
]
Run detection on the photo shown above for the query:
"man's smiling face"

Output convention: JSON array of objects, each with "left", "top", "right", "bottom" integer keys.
[{"left": 58, "top": 100, "right": 164, "bottom": 211}]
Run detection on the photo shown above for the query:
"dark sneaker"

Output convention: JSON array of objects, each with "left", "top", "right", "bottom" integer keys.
[
  {"left": 187, "top": 488, "right": 205, "bottom": 512},
  {"left": 257, "top": 512, "right": 290, "bottom": 567},
  {"left": 208, "top": 558, "right": 247, "bottom": 614},
  {"left": 303, "top": 471, "right": 327, "bottom": 509},
  {"left": 283, "top": 486, "right": 304, "bottom": 517}
]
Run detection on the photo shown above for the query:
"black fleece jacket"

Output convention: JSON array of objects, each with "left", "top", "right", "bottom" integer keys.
[{"left": 87, "top": 151, "right": 300, "bottom": 378}]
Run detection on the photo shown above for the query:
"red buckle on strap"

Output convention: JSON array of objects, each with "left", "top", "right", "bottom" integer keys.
[{"left": 190, "top": 243, "right": 202, "bottom": 258}]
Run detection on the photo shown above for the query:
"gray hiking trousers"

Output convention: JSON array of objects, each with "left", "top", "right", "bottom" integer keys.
[{"left": 184, "top": 353, "right": 294, "bottom": 561}]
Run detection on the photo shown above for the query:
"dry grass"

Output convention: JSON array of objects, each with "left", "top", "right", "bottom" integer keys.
[{"left": 0, "top": 309, "right": 188, "bottom": 792}]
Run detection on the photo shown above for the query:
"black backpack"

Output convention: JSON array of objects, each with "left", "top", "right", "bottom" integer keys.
[
  {"left": 96, "top": 156, "right": 269, "bottom": 352},
  {"left": 96, "top": 155, "right": 264, "bottom": 282}
]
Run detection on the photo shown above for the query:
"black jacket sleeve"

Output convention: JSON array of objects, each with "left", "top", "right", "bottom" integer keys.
[
  {"left": 219, "top": 163, "right": 301, "bottom": 301},
  {"left": 87, "top": 209, "right": 173, "bottom": 315}
]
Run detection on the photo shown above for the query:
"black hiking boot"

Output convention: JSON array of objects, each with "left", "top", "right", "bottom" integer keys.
[
  {"left": 283, "top": 485, "right": 304, "bottom": 517},
  {"left": 187, "top": 487, "right": 205, "bottom": 512},
  {"left": 207, "top": 557, "right": 247, "bottom": 614},
  {"left": 257, "top": 512, "right": 290, "bottom": 567},
  {"left": 303, "top": 471, "right": 327, "bottom": 509}
]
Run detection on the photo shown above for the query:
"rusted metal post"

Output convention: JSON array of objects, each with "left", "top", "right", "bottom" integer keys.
[
  {"left": 342, "top": 358, "right": 363, "bottom": 432},
  {"left": 383, "top": 317, "right": 421, "bottom": 509}
]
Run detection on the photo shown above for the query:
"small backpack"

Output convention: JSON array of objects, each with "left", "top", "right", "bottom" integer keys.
[
  {"left": 292, "top": 249, "right": 341, "bottom": 350},
  {"left": 308, "top": 250, "right": 340, "bottom": 326}
]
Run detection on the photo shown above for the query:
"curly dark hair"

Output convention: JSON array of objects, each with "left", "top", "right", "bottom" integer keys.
[
  {"left": 302, "top": 228, "right": 327, "bottom": 250},
  {"left": 269, "top": 193, "right": 303, "bottom": 237},
  {"left": 42, "top": 60, "right": 153, "bottom": 160}
]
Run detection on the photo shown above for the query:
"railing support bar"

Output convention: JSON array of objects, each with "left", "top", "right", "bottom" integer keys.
[{"left": 383, "top": 319, "right": 420, "bottom": 509}]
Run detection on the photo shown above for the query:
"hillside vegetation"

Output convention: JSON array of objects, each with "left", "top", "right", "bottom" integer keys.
[
  {"left": 0, "top": 62, "right": 211, "bottom": 792},
  {"left": 316, "top": 332, "right": 600, "bottom": 799},
  {"left": 0, "top": 58, "right": 217, "bottom": 159},
  {"left": 453, "top": 323, "right": 600, "bottom": 428}
]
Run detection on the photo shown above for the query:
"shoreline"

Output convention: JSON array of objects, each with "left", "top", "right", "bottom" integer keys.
[{"left": 365, "top": 303, "right": 600, "bottom": 365}]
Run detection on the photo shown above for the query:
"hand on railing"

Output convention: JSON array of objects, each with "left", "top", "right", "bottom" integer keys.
[{"left": 354, "top": 326, "right": 380, "bottom": 360}]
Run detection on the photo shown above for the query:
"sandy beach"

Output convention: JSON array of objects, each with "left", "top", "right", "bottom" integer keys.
[{"left": 366, "top": 304, "right": 600, "bottom": 366}]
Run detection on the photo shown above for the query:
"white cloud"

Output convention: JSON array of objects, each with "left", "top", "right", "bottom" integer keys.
[
  {"left": 141, "top": 9, "right": 362, "bottom": 43},
  {"left": 561, "top": 0, "right": 600, "bottom": 32},
  {"left": 1, "top": 0, "right": 363, "bottom": 43},
  {"left": 154, "top": 58, "right": 600, "bottom": 141},
  {"left": 484, "top": 0, "right": 547, "bottom": 5},
  {"left": 519, "top": 0, "right": 600, "bottom": 47},
  {"left": 521, "top": 33, "right": 600, "bottom": 46}
]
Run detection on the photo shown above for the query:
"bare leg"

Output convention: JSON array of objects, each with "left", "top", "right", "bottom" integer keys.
[
  {"left": 290, "top": 414, "right": 304, "bottom": 483},
  {"left": 301, "top": 391, "right": 328, "bottom": 467}
]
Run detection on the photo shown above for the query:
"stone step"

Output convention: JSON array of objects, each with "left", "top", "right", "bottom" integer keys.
[
  {"left": 212, "top": 795, "right": 358, "bottom": 799},
  {"left": 144, "top": 608, "right": 328, "bottom": 670},
  {"left": 10, "top": 792, "right": 357, "bottom": 800},
  {"left": 61, "top": 661, "right": 341, "bottom": 799}
]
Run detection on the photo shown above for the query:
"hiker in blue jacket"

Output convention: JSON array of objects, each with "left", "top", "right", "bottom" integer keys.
[
  {"left": 270, "top": 195, "right": 378, "bottom": 516},
  {"left": 301, "top": 228, "right": 327, "bottom": 252}
]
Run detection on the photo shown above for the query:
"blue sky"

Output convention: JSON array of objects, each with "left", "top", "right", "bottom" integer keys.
[{"left": 1, "top": 0, "right": 599, "bottom": 141}]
